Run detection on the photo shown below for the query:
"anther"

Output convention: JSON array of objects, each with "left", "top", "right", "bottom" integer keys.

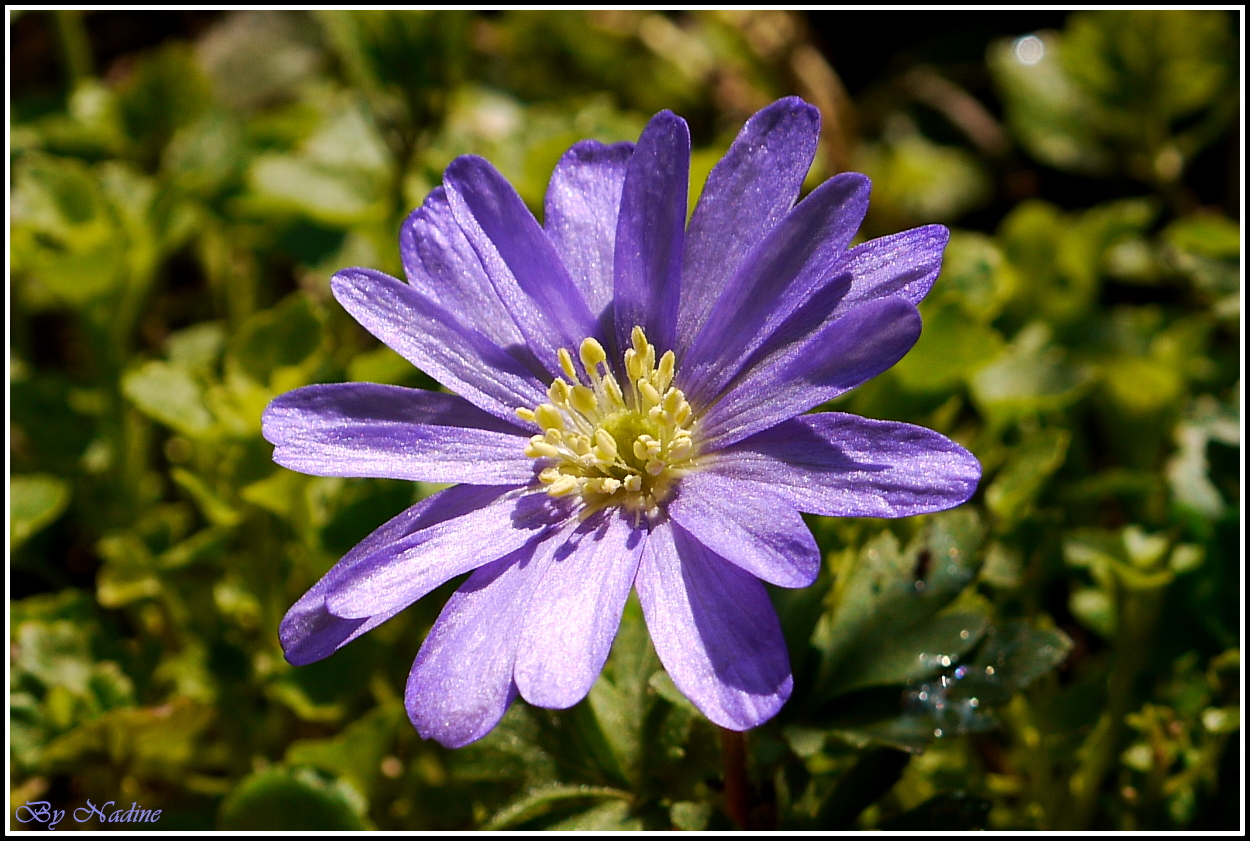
[
  {"left": 557, "top": 348, "right": 579, "bottom": 382},
  {"left": 579, "top": 338, "right": 607, "bottom": 371},
  {"left": 594, "top": 429, "right": 618, "bottom": 461},
  {"left": 535, "top": 403, "right": 564, "bottom": 432},
  {"left": 571, "top": 385, "right": 598, "bottom": 415}
]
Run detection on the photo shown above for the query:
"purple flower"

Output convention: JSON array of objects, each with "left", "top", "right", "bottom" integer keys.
[{"left": 263, "top": 97, "right": 981, "bottom": 748}]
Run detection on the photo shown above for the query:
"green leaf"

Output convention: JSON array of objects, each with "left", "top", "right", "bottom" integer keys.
[
  {"left": 43, "top": 696, "right": 212, "bottom": 779},
  {"left": 10, "top": 473, "right": 71, "bottom": 549},
  {"left": 218, "top": 767, "right": 367, "bottom": 831},
  {"left": 163, "top": 110, "right": 247, "bottom": 197},
  {"left": 246, "top": 96, "right": 392, "bottom": 226},
  {"left": 669, "top": 800, "right": 712, "bottom": 831},
  {"left": 989, "top": 31, "right": 1113, "bottom": 176},
  {"left": 547, "top": 799, "right": 642, "bottom": 831},
  {"left": 1062, "top": 11, "right": 1235, "bottom": 156},
  {"left": 481, "top": 785, "right": 634, "bottom": 831},
  {"left": 123, "top": 361, "right": 215, "bottom": 436},
  {"left": 228, "top": 294, "right": 324, "bottom": 388},
  {"left": 10, "top": 155, "right": 127, "bottom": 306},
  {"left": 893, "top": 303, "right": 1004, "bottom": 394},
  {"left": 1165, "top": 215, "right": 1240, "bottom": 261},
  {"left": 167, "top": 322, "right": 227, "bottom": 374},
  {"left": 998, "top": 199, "right": 1155, "bottom": 325},
  {"left": 837, "top": 612, "right": 989, "bottom": 693},
  {"left": 985, "top": 428, "right": 1070, "bottom": 526},
  {"left": 197, "top": 10, "right": 326, "bottom": 113},
  {"left": 113, "top": 42, "right": 213, "bottom": 171},
  {"left": 970, "top": 323, "right": 1093, "bottom": 430},
  {"left": 991, "top": 11, "right": 1236, "bottom": 180},
  {"left": 1166, "top": 392, "right": 1239, "bottom": 518},
  {"left": 813, "top": 509, "right": 986, "bottom": 700},
  {"left": 285, "top": 703, "right": 403, "bottom": 801},
  {"left": 880, "top": 792, "right": 991, "bottom": 830},
  {"left": 858, "top": 135, "right": 991, "bottom": 227},
  {"left": 95, "top": 532, "right": 162, "bottom": 607},
  {"left": 933, "top": 231, "right": 1014, "bottom": 323},
  {"left": 946, "top": 620, "right": 1073, "bottom": 707}
]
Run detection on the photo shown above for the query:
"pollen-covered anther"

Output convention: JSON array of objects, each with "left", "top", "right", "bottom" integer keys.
[{"left": 517, "top": 327, "right": 699, "bottom": 512}]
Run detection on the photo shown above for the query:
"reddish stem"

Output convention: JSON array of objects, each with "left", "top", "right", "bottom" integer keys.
[{"left": 721, "top": 727, "right": 750, "bottom": 830}]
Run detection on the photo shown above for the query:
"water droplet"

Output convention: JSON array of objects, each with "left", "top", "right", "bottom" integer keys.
[
  {"left": 940, "top": 655, "right": 952, "bottom": 667},
  {"left": 959, "top": 629, "right": 970, "bottom": 640},
  {"left": 934, "top": 728, "right": 944, "bottom": 738},
  {"left": 969, "top": 698, "right": 979, "bottom": 708},
  {"left": 954, "top": 666, "right": 968, "bottom": 679},
  {"left": 914, "top": 580, "right": 926, "bottom": 592},
  {"left": 918, "top": 691, "right": 929, "bottom": 701},
  {"left": 985, "top": 666, "right": 996, "bottom": 676}
]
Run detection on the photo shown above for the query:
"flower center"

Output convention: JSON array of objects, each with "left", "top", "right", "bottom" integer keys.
[{"left": 517, "top": 326, "right": 696, "bottom": 513}]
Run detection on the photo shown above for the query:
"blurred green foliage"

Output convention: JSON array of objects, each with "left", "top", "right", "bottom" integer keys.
[{"left": 9, "top": 10, "right": 1240, "bottom": 831}]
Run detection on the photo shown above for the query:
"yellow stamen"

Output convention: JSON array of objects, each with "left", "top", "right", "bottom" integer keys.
[{"left": 516, "top": 327, "right": 699, "bottom": 514}]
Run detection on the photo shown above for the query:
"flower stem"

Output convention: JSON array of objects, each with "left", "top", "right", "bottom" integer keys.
[
  {"left": 1063, "top": 581, "right": 1166, "bottom": 829},
  {"left": 720, "top": 728, "right": 751, "bottom": 829}
]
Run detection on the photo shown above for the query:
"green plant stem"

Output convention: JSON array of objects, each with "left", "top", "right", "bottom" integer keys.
[
  {"left": 53, "top": 10, "right": 93, "bottom": 88},
  {"left": 1064, "top": 582, "right": 1167, "bottom": 829}
]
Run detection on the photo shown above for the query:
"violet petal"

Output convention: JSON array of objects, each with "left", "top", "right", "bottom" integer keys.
[
  {"left": 263, "top": 383, "right": 535, "bottom": 484},
  {"left": 331, "top": 267, "right": 549, "bottom": 421},
  {"left": 323, "top": 487, "right": 565, "bottom": 620},
  {"left": 400, "top": 186, "right": 529, "bottom": 351},
  {"left": 678, "top": 97, "right": 821, "bottom": 356},
  {"left": 666, "top": 470, "right": 820, "bottom": 588},
  {"left": 406, "top": 534, "right": 562, "bottom": 748},
  {"left": 635, "top": 519, "right": 792, "bottom": 730},
  {"left": 279, "top": 485, "right": 514, "bottom": 666},
  {"left": 681, "top": 173, "right": 870, "bottom": 406},
  {"left": 444, "top": 155, "right": 599, "bottom": 370},
  {"left": 544, "top": 140, "right": 635, "bottom": 324},
  {"left": 613, "top": 110, "right": 689, "bottom": 356},
  {"left": 708, "top": 413, "right": 982, "bottom": 518},
  {"left": 513, "top": 508, "right": 646, "bottom": 708},
  {"left": 699, "top": 296, "right": 922, "bottom": 450}
]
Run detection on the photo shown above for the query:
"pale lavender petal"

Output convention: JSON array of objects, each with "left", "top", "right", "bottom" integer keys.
[
  {"left": 444, "top": 155, "right": 599, "bottom": 370},
  {"left": 332, "top": 267, "right": 549, "bottom": 421},
  {"left": 544, "top": 140, "right": 634, "bottom": 322},
  {"left": 666, "top": 470, "right": 819, "bottom": 588},
  {"left": 406, "top": 533, "right": 561, "bottom": 748},
  {"left": 262, "top": 383, "right": 534, "bottom": 484},
  {"left": 698, "top": 296, "right": 922, "bottom": 450},
  {"left": 707, "top": 413, "right": 981, "bottom": 518},
  {"left": 513, "top": 508, "right": 646, "bottom": 708},
  {"left": 399, "top": 187, "right": 527, "bottom": 349},
  {"left": 677, "top": 97, "right": 821, "bottom": 356},
  {"left": 635, "top": 519, "right": 792, "bottom": 730},
  {"left": 681, "top": 173, "right": 870, "bottom": 406},
  {"left": 280, "top": 485, "right": 516, "bottom": 666},
  {"left": 613, "top": 110, "right": 689, "bottom": 356},
  {"left": 322, "top": 487, "right": 567, "bottom": 620}
]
